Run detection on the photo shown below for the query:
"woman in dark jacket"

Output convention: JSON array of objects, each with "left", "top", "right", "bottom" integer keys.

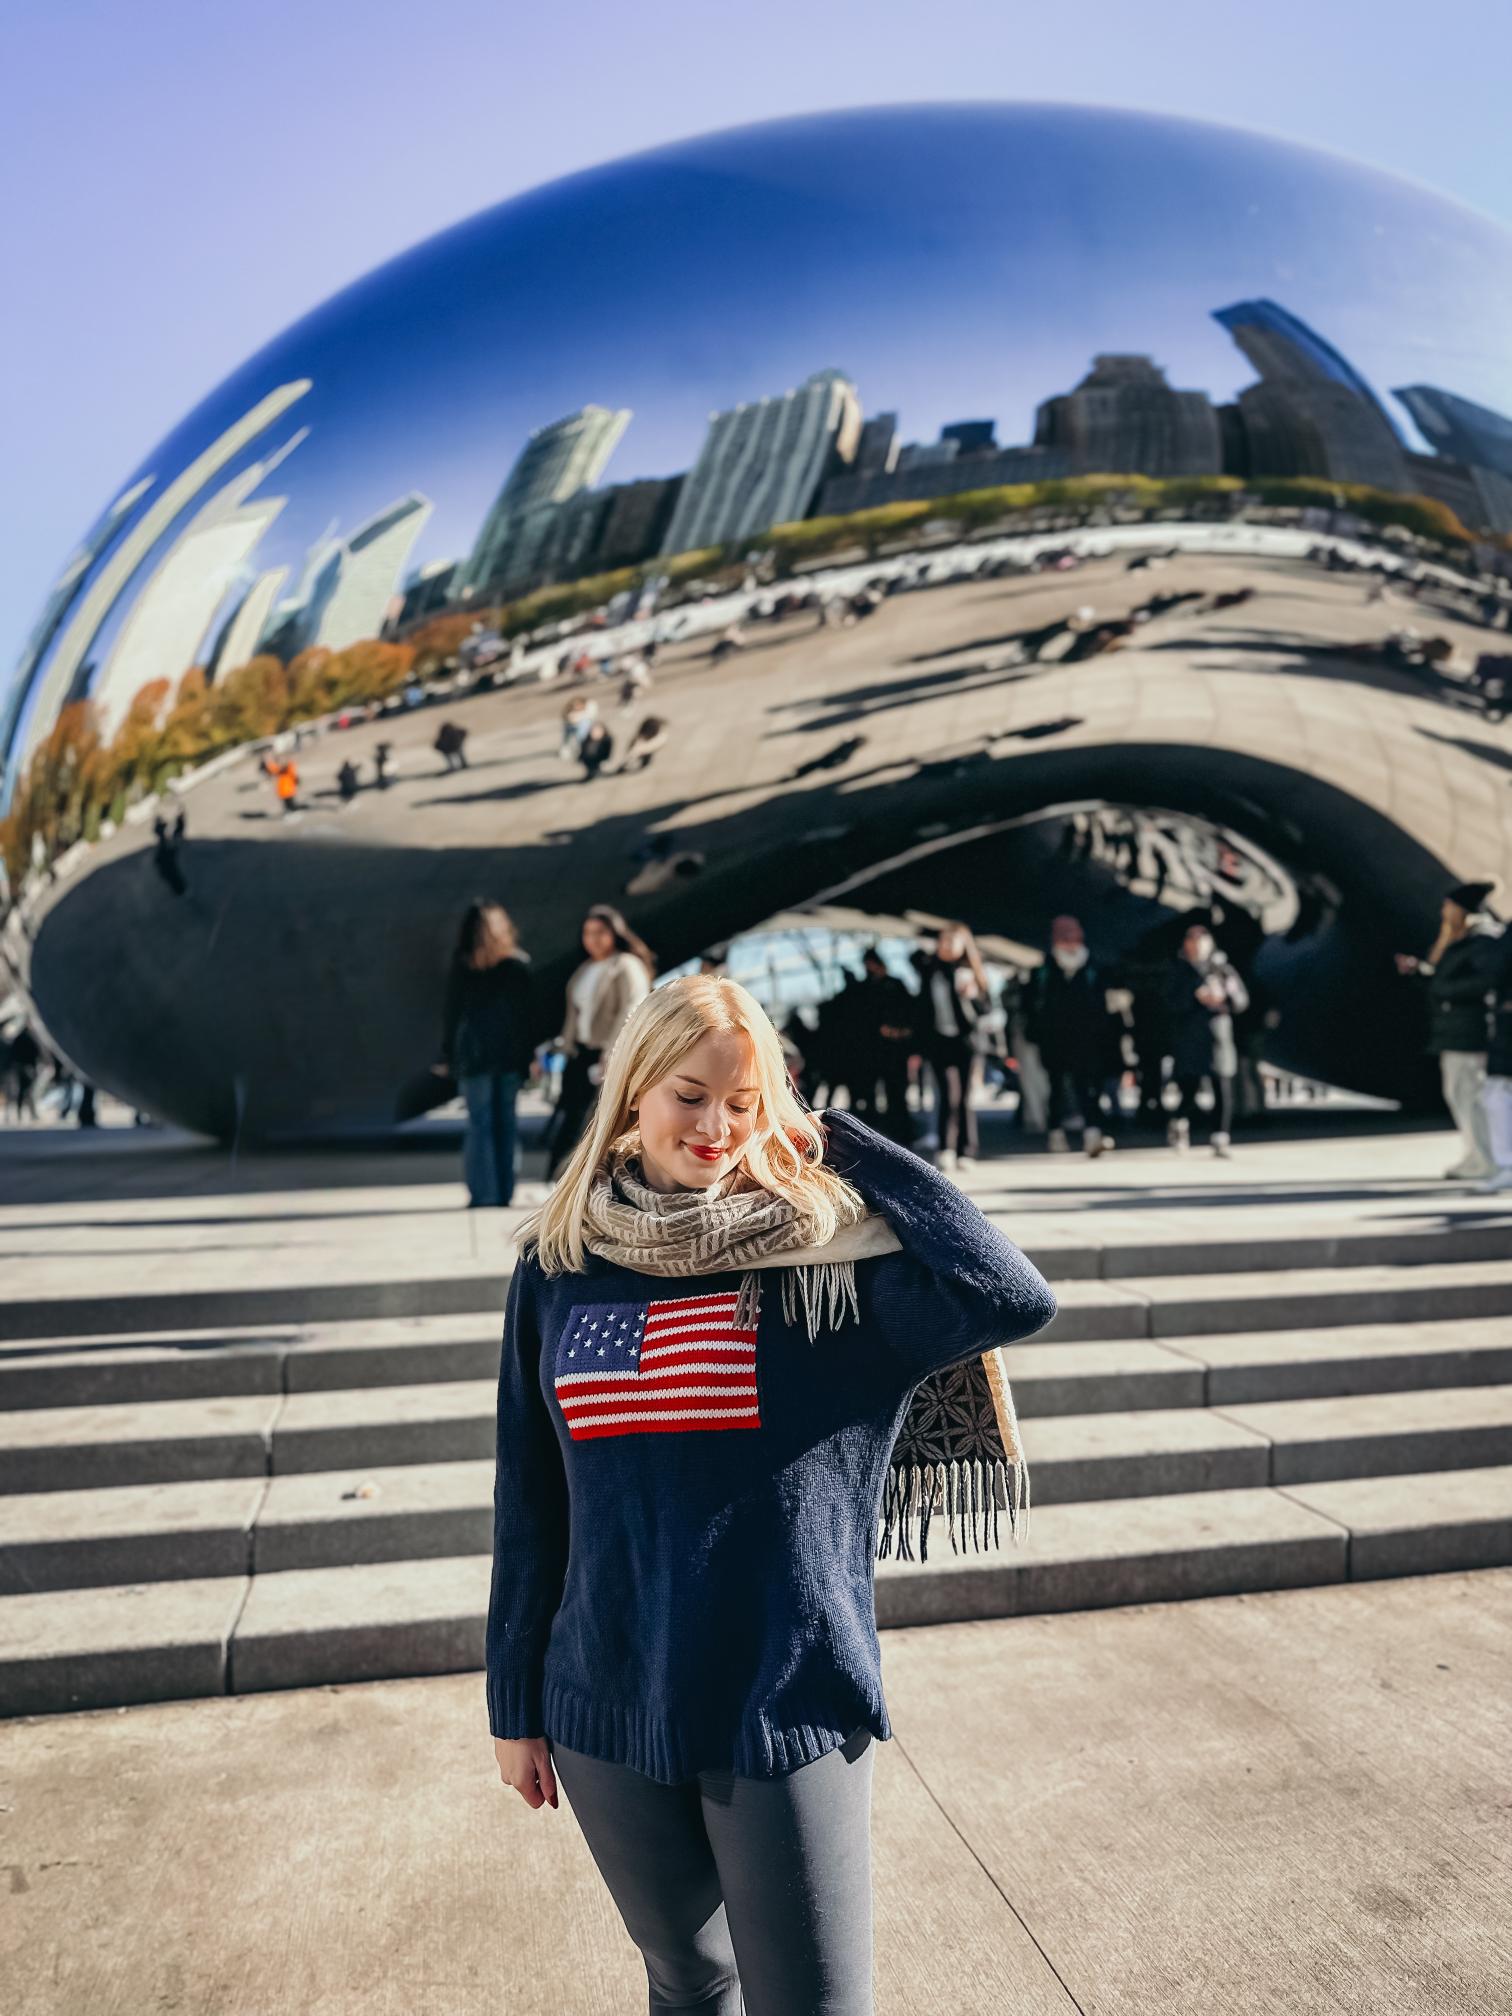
[
  {"left": 915, "top": 923, "right": 989, "bottom": 1168},
  {"left": 439, "top": 901, "right": 535, "bottom": 1207}
]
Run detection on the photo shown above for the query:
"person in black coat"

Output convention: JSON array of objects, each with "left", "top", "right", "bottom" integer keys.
[
  {"left": 1164, "top": 922, "right": 1249, "bottom": 1155},
  {"left": 1396, "top": 878, "right": 1500, "bottom": 1180},
  {"left": 437, "top": 901, "right": 535, "bottom": 1206},
  {"left": 849, "top": 946, "right": 918, "bottom": 1145},
  {"left": 1025, "top": 915, "right": 1117, "bottom": 1157}
]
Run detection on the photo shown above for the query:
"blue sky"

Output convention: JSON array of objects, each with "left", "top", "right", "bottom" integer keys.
[{"left": 5, "top": 0, "right": 1512, "bottom": 682}]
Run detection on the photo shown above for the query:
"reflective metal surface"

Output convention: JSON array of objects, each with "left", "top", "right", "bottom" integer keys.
[{"left": 6, "top": 104, "right": 1512, "bottom": 1138}]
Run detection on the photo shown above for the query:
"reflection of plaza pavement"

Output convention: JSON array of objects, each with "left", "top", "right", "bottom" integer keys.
[{"left": 22, "top": 550, "right": 1512, "bottom": 1135}]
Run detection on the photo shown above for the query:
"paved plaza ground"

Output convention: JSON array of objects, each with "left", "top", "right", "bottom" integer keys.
[
  {"left": 2, "top": 1110, "right": 1510, "bottom": 2013},
  {"left": 3, "top": 1568, "right": 1508, "bottom": 2015}
]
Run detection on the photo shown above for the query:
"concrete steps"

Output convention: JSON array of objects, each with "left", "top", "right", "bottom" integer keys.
[
  {"left": 8, "top": 1252, "right": 1512, "bottom": 1412},
  {"left": 4, "top": 1226, "right": 1512, "bottom": 1715},
  {"left": 7, "top": 1467, "right": 1512, "bottom": 1716},
  {"left": 6, "top": 1383, "right": 1512, "bottom": 1597}
]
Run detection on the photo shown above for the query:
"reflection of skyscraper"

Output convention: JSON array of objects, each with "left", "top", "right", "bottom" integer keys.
[
  {"left": 260, "top": 548, "right": 340, "bottom": 663},
  {"left": 464, "top": 406, "right": 630, "bottom": 597},
  {"left": 211, "top": 566, "right": 290, "bottom": 677},
  {"left": 1035, "top": 355, "right": 1220, "bottom": 476},
  {"left": 897, "top": 438, "right": 960, "bottom": 471},
  {"left": 1402, "top": 452, "right": 1512, "bottom": 537},
  {"left": 816, "top": 444, "right": 1076, "bottom": 516},
  {"left": 854, "top": 413, "right": 899, "bottom": 478},
  {"left": 1213, "top": 300, "right": 1406, "bottom": 491},
  {"left": 660, "top": 369, "right": 862, "bottom": 555},
  {"left": 941, "top": 420, "right": 997, "bottom": 455},
  {"left": 396, "top": 559, "right": 460, "bottom": 629},
  {"left": 90, "top": 464, "right": 289, "bottom": 733},
  {"left": 0, "top": 476, "right": 154, "bottom": 773},
  {"left": 7, "top": 380, "right": 311, "bottom": 785},
  {"left": 316, "top": 493, "right": 434, "bottom": 650},
  {"left": 1393, "top": 385, "right": 1512, "bottom": 482},
  {"left": 591, "top": 477, "right": 684, "bottom": 573}
]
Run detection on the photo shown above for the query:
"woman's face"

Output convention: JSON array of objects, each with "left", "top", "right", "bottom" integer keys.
[
  {"left": 582, "top": 917, "right": 616, "bottom": 959},
  {"left": 937, "top": 927, "right": 964, "bottom": 961},
  {"left": 635, "top": 1030, "right": 762, "bottom": 1192}
]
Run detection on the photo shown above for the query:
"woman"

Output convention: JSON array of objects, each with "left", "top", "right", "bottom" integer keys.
[
  {"left": 917, "top": 922, "right": 990, "bottom": 1169},
  {"left": 1164, "top": 922, "right": 1250, "bottom": 1158},
  {"left": 545, "top": 904, "right": 655, "bottom": 1182},
  {"left": 488, "top": 973, "right": 1056, "bottom": 2014},
  {"left": 438, "top": 901, "right": 534, "bottom": 1207}
]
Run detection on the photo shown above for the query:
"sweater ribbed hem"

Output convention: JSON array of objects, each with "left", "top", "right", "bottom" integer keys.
[
  {"left": 487, "top": 1665, "right": 546, "bottom": 1740},
  {"left": 540, "top": 1675, "right": 892, "bottom": 1785}
]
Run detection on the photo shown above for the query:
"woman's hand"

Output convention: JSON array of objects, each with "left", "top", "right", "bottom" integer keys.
[{"left": 494, "top": 1735, "right": 559, "bottom": 1810}]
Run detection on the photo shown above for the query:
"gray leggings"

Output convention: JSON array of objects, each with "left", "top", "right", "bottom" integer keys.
[{"left": 549, "top": 1725, "right": 876, "bottom": 2014}]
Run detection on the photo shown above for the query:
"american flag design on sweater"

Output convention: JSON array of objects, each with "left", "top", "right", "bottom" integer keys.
[{"left": 553, "top": 1293, "right": 761, "bottom": 1439}]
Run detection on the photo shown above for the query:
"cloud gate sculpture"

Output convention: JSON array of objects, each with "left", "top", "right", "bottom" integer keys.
[{"left": 7, "top": 102, "right": 1512, "bottom": 1139}]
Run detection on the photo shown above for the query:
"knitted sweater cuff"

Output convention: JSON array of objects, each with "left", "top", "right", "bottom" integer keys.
[{"left": 486, "top": 1664, "right": 546, "bottom": 1741}]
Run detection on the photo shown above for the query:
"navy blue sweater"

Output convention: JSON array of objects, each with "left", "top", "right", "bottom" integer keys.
[{"left": 484, "top": 1107, "right": 1057, "bottom": 1783}]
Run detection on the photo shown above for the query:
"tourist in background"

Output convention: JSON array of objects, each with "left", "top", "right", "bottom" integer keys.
[
  {"left": 545, "top": 905, "right": 655, "bottom": 1182},
  {"left": 1477, "top": 922, "right": 1512, "bottom": 1193},
  {"left": 437, "top": 901, "right": 535, "bottom": 1208},
  {"left": 1027, "top": 914, "right": 1117, "bottom": 1157},
  {"left": 1396, "top": 879, "right": 1500, "bottom": 1180},
  {"left": 917, "top": 922, "right": 988, "bottom": 1169},
  {"left": 1165, "top": 921, "right": 1249, "bottom": 1157},
  {"left": 850, "top": 946, "right": 917, "bottom": 1146}
]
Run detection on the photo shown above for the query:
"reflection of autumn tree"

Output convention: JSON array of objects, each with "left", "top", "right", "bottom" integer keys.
[
  {"left": 407, "top": 613, "right": 477, "bottom": 673},
  {"left": 0, "top": 634, "right": 417, "bottom": 896}
]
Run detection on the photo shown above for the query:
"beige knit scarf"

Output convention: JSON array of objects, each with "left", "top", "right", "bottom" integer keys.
[{"left": 581, "top": 1140, "right": 1031, "bottom": 1558}]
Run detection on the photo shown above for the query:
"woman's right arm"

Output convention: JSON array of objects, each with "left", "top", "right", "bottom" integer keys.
[{"left": 485, "top": 1258, "right": 570, "bottom": 1749}]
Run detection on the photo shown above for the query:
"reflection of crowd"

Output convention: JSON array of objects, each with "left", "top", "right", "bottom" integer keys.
[
  {"left": 775, "top": 911, "right": 1264, "bottom": 1164},
  {"left": 0, "top": 1021, "right": 97, "bottom": 1127}
]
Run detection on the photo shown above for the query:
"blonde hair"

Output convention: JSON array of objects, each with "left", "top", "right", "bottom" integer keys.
[{"left": 519, "top": 972, "right": 863, "bottom": 1274}]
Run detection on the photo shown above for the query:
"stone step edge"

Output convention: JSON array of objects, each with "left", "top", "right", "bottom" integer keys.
[
  {"left": 6, "top": 1385, "right": 1512, "bottom": 1504},
  {"left": 4, "top": 1477, "right": 1511, "bottom": 1717},
  {"left": 9, "top": 1268, "right": 1512, "bottom": 1405},
  {"left": 6, "top": 1220, "right": 1510, "bottom": 1340},
  {"left": 9, "top": 1317, "right": 1512, "bottom": 1421},
  {"left": 8, "top": 1397, "right": 1512, "bottom": 1579}
]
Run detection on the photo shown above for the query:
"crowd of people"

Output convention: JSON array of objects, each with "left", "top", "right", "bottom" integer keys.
[
  {"left": 434, "top": 899, "right": 1282, "bottom": 1209},
  {"left": 773, "top": 914, "right": 1255, "bottom": 1165}
]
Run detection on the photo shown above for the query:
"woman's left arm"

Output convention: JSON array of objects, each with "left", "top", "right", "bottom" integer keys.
[{"left": 819, "top": 1107, "right": 1057, "bottom": 1384}]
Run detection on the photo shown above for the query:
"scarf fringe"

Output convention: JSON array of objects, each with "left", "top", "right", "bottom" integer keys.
[
  {"left": 876, "top": 1453, "right": 1032, "bottom": 1562},
  {"left": 751, "top": 1262, "right": 861, "bottom": 1342}
]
